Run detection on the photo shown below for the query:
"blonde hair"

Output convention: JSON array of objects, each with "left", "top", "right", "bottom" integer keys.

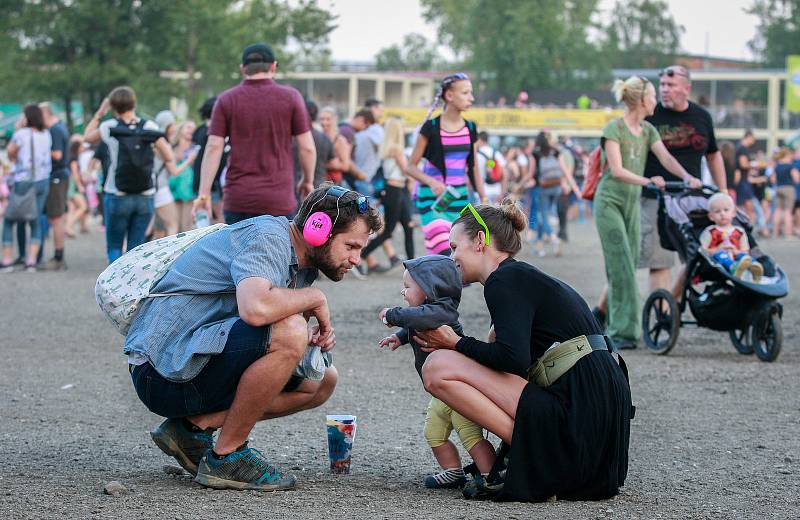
[
  {"left": 379, "top": 117, "right": 405, "bottom": 160},
  {"left": 612, "top": 76, "right": 650, "bottom": 109},
  {"left": 708, "top": 192, "right": 734, "bottom": 210},
  {"left": 173, "top": 120, "right": 195, "bottom": 146},
  {"left": 774, "top": 146, "right": 793, "bottom": 161}
]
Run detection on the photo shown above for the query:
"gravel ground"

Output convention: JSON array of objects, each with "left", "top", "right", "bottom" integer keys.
[{"left": 0, "top": 220, "right": 798, "bottom": 520}]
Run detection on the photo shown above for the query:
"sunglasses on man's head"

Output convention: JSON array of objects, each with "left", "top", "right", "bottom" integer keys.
[
  {"left": 459, "top": 203, "right": 490, "bottom": 246},
  {"left": 659, "top": 68, "right": 690, "bottom": 79},
  {"left": 324, "top": 185, "right": 369, "bottom": 214}
]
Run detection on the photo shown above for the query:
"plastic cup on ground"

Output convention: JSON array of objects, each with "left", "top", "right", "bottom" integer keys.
[{"left": 326, "top": 414, "right": 357, "bottom": 474}]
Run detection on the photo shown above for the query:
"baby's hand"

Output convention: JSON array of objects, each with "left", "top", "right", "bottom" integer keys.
[
  {"left": 379, "top": 334, "right": 401, "bottom": 351},
  {"left": 378, "top": 308, "right": 391, "bottom": 326}
]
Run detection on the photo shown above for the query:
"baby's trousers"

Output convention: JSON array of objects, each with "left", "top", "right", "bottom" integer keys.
[{"left": 424, "top": 397, "right": 484, "bottom": 451}]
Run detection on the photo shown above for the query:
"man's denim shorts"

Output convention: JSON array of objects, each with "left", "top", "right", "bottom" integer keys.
[{"left": 131, "top": 320, "right": 272, "bottom": 418}]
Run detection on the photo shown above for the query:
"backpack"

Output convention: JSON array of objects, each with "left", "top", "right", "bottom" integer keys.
[
  {"left": 109, "top": 118, "right": 163, "bottom": 193},
  {"left": 580, "top": 146, "right": 606, "bottom": 200},
  {"left": 478, "top": 148, "right": 504, "bottom": 184},
  {"left": 537, "top": 153, "right": 563, "bottom": 188},
  {"left": 95, "top": 223, "right": 226, "bottom": 335}
]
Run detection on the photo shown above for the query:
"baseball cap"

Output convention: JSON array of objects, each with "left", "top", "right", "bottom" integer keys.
[
  {"left": 154, "top": 110, "right": 176, "bottom": 131},
  {"left": 242, "top": 43, "right": 275, "bottom": 65}
]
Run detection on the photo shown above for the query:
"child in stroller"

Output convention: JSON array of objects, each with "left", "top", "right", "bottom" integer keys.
[
  {"left": 641, "top": 182, "right": 787, "bottom": 362},
  {"left": 700, "top": 193, "right": 763, "bottom": 283}
]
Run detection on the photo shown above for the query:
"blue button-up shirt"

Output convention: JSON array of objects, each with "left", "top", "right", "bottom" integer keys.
[{"left": 124, "top": 216, "right": 317, "bottom": 382}]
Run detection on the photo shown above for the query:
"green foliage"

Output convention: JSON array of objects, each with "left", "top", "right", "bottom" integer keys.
[
  {"left": 375, "top": 33, "right": 438, "bottom": 71},
  {"left": 420, "top": 0, "right": 686, "bottom": 95},
  {"left": 0, "top": 0, "right": 335, "bottom": 129},
  {"left": 748, "top": 0, "right": 800, "bottom": 67},
  {"left": 602, "top": 0, "right": 684, "bottom": 68},
  {"left": 421, "top": 0, "right": 610, "bottom": 93}
]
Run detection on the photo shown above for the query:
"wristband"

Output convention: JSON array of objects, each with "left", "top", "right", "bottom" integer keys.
[{"left": 197, "top": 194, "right": 210, "bottom": 202}]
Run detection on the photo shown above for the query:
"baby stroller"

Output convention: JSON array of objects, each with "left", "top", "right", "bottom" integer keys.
[{"left": 641, "top": 182, "right": 788, "bottom": 362}]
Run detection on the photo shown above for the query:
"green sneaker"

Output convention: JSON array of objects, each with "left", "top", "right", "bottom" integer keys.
[
  {"left": 194, "top": 445, "right": 297, "bottom": 491},
  {"left": 150, "top": 418, "right": 215, "bottom": 476}
]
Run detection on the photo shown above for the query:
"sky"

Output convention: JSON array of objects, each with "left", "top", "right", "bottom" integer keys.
[{"left": 321, "top": 0, "right": 759, "bottom": 63}]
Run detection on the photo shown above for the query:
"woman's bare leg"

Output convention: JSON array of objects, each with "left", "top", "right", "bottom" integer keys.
[
  {"left": 157, "top": 202, "right": 179, "bottom": 236},
  {"left": 422, "top": 350, "right": 527, "bottom": 443}
]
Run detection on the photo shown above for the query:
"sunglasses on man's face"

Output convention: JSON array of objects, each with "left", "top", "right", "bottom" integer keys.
[
  {"left": 459, "top": 203, "right": 490, "bottom": 246},
  {"left": 659, "top": 68, "right": 689, "bottom": 79}
]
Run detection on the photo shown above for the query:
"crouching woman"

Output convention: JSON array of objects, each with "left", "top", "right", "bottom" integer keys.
[{"left": 416, "top": 200, "right": 634, "bottom": 502}]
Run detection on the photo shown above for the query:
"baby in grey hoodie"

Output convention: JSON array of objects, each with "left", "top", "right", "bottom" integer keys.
[{"left": 378, "top": 255, "right": 494, "bottom": 490}]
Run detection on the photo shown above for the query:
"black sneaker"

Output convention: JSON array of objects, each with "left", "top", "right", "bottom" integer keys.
[
  {"left": 194, "top": 445, "right": 297, "bottom": 491},
  {"left": 610, "top": 337, "right": 637, "bottom": 350},
  {"left": 39, "top": 258, "right": 68, "bottom": 271},
  {"left": 462, "top": 473, "right": 504, "bottom": 500},
  {"left": 150, "top": 418, "right": 215, "bottom": 476}
]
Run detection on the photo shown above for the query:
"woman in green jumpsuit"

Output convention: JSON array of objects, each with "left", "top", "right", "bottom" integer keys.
[{"left": 595, "top": 76, "right": 700, "bottom": 348}]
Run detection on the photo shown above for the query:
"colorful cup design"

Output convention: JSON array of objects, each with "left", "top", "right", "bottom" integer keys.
[
  {"left": 432, "top": 185, "right": 460, "bottom": 214},
  {"left": 326, "top": 414, "right": 357, "bottom": 474}
]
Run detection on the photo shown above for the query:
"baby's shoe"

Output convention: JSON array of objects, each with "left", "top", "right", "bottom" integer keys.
[
  {"left": 732, "top": 256, "right": 752, "bottom": 278},
  {"left": 749, "top": 261, "right": 763, "bottom": 283},
  {"left": 424, "top": 468, "right": 466, "bottom": 489}
]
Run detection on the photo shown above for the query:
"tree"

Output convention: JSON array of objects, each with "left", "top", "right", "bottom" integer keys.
[
  {"left": 602, "top": 0, "right": 684, "bottom": 69},
  {"left": 0, "top": 0, "right": 336, "bottom": 129},
  {"left": 421, "top": 0, "right": 607, "bottom": 94},
  {"left": 375, "top": 33, "right": 438, "bottom": 71},
  {"left": 748, "top": 0, "right": 800, "bottom": 67}
]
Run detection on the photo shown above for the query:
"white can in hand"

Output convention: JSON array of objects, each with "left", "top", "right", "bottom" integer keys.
[{"left": 195, "top": 209, "right": 210, "bottom": 229}]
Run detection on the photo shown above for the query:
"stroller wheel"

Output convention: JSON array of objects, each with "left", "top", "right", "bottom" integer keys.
[
  {"left": 642, "top": 289, "right": 680, "bottom": 355},
  {"left": 729, "top": 327, "right": 754, "bottom": 355},
  {"left": 750, "top": 307, "right": 782, "bottom": 362}
]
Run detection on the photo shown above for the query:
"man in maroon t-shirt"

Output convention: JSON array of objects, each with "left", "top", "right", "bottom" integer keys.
[{"left": 194, "top": 43, "right": 316, "bottom": 224}]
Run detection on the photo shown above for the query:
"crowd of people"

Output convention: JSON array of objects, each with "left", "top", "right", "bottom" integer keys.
[{"left": 2, "top": 41, "right": 798, "bottom": 504}]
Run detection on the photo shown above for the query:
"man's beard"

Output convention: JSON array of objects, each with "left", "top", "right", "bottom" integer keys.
[{"left": 309, "top": 244, "right": 347, "bottom": 281}]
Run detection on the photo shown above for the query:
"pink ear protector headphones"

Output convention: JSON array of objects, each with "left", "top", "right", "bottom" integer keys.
[{"left": 302, "top": 186, "right": 369, "bottom": 247}]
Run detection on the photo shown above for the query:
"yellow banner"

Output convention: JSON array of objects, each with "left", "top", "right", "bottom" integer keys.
[
  {"left": 383, "top": 107, "right": 622, "bottom": 130},
  {"left": 787, "top": 55, "right": 800, "bottom": 113}
]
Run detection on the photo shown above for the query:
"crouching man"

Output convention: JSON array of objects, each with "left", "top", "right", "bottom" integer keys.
[{"left": 124, "top": 183, "right": 380, "bottom": 491}]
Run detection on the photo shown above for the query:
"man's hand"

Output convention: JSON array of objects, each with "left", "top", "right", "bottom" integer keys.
[
  {"left": 309, "top": 323, "right": 336, "bottom": 352},
  {"left": 297, "top": 179, "right": 313, "bottom": 200},
  {"left": 415, "top": 325, "right": 460, "bottom": 353},
  {"left": 191, "top": 195, "right": 213, "bottom": 218},
  {"left": 378, "top": 334, "right": 401, "bottom": 351},
  {"left": 686, "top": 177, "right": 703, "bottom": 189},
  {"left": 649, "top": 175, "right": 666, "bottom": 189},
  {"left": 308, "top": 293, "right": 332, "bottom": 342}
]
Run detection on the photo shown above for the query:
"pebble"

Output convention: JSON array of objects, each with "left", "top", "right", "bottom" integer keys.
[{"left": 103, "top": 481, "right": 128, "bottom": 496}]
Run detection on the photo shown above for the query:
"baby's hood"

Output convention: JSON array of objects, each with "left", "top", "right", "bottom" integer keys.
[{"left": 403, "top": 255, "right": 462, "bottom": 305}]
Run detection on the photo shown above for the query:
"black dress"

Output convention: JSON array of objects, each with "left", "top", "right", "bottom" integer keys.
[{"left": 455, "top": 258, "right": 633, "bottom": 502}]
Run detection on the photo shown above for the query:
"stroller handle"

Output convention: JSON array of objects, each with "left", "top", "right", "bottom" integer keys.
[{"left": 644, "top": 181, "right": 719, "bottom": 198}]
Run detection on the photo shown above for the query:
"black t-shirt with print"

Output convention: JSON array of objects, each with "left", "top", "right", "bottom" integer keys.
[{"left": 644, "top": 101, "right": 718, "bottom": 181}]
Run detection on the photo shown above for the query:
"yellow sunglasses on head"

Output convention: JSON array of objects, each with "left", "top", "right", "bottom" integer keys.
[{"left": 459, "top": 203, "right": 490, "bottom": 246}]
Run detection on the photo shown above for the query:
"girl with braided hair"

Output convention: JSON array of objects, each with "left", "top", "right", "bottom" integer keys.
[{"left": 405, "top": 73, "right": 487, "bottom": 255}]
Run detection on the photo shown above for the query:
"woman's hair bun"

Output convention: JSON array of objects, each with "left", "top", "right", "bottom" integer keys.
[
  {"left": 499, "top": 198, "right": 527, "bottom": 233},
  {"left": 611, "top": 79, "right": 626, "bottom": 103}
]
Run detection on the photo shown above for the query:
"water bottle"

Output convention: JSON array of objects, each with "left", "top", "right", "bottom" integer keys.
[
  {"left": 195, "top": 209, "right": 210, "bottom": 229},
  {"left": 432, "top": 185, "right": 460, "bottom": 214}
]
